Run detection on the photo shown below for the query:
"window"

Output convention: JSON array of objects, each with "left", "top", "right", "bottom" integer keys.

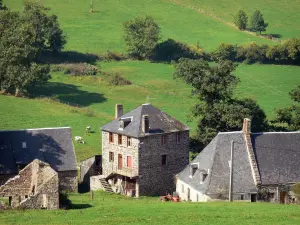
[
  {"left": 22, "top": 142, "right": 27, "bottom": 148},
  {"left": 118, "top": 134, "right": 122, "bottom": 145},
  {"left": 192, "top": 167, "right": 197, "bottom": 176},
  {"left": 241, "top": 195, "right": 244, "bottom": 200},
  {"left": 109, "top": 152, "right": 114, "bottom": 162},
  {"left": 127, "top": 137, "right": 132, "bottom": 147},
  {"left": 161, "top": 135, "right": 168, "bottom": 145},
  {"left": 127, "top": 156, "right": 132, "bottom": 169},
  {"left": 162, "top": 154, "right": 167, "bottom": 166},
  {"left": 109, "top": 132, "right": 114, "bottom": 143},
  {"left": 176, "top": 132, "right": 181, "bottom": 143},
  {"left": 196, "top": 194, "right": 199, "bottom": 202},
  {"left": 181, "top": 184, "right": 184, "bottom": 193}
]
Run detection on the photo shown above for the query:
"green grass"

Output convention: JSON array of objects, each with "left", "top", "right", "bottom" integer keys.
[
  {"left": 173, "top": 0, "right": 300, "bottom": 40},
  {"left": 4, "top": 0, "right": 271, "bottom": 53},
  {"left": 1, "top": 191, "right": 300, "bottom": 225},
  {"left": 1, "top": 61, "right": 300, "bottom": 161}
]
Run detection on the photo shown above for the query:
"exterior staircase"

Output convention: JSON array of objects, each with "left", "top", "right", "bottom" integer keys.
[{"left": 99, "top": 178, "right": 114, "bottom": 193}]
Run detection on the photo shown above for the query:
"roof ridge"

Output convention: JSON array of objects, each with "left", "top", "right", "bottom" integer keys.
[{"left": 0, "top": 127, "right": 71, "bottom": 132}]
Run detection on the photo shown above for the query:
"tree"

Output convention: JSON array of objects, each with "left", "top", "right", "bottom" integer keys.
[
  {"left": 174, "top": 58, "right": 268, "bottom": 150},
  {"left": 0, "top": 10, "right": 50, "bottom": 96},
  {"left": 0, "top": 0, "right": 7, "bottom": 10},
  {"left": 123, "top": 15, "right": 160, "bottom": 59},
  {"left": 250, "top": 10, "right": 268, "bottom": 34},
  {"left": 23, "top": 1, "right": 66, "bottom": 53},
  {"left": 234, "top": 10, "right": 248, "bottom": 30},
  {"left": 275, "top": 86, "right": 300, "bottom": 130}
]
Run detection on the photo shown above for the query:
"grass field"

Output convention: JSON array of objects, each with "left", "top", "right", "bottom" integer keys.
[
  {"left": 1, "top": 191, "right": 300, "bottom": 225},
  {"left": 4, "top": 0, "right": 271, "bottom": 53},
  {"left": 172, "top": 0, "right": 300, "bottom": 40},
  {"left": 1, "top": 61, "right": 300, "bottom": 161}
]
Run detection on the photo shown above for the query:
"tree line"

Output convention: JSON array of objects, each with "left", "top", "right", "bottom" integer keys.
[
  {"left": 122, "top": 15, "right": 300, "bottom": 153},
  {"left": 0, "top": 1, "right": 66, "bottom": 96}
]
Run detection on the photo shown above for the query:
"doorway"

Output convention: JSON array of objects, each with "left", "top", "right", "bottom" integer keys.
[
  {"left": 280, "top": 191, "right": 286, "bottom": 204},
  {"left": 118, "top": 154, "right": 123, "bottom": 169},
  {"left": 251, "top": 194, "right": 257, "bottom": 202}
]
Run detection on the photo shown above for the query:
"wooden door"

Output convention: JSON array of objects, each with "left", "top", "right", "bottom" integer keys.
[
  {"left": 280, "top": 192, "right": 286, "bottom": 204},
  {"left": 118, "top": 154, "right": 123, "bottom": 169}
]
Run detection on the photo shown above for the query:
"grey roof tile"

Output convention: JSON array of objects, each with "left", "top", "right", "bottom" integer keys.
[
  {"left": 0, "top": 127, "right": 77, "bottom": 173},
  {"left": 101, "top": 104, "right": 189, "bottom": 137}
]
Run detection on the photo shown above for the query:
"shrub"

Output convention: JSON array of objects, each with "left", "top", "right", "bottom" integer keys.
[
  {"left": 292, "top": 183, "right": 300, "bottom": 197},
  {"left": 53, "top": 63, "right": 98, "bottom": 76},
  {"left": 108, "top": 73, "right": 132, "bottom": 86},
  {"left": 236, "top": 42, "right": 267, "bottom": 64},
  {"left": 213, "top": 43, "right": 237, "bottom": 61},
  {"left": 105, "top": 51, "right": 128, "bottom": 61}
]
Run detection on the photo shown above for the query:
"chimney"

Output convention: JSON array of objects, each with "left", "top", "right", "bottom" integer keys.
[
  {"left": 242, "top": 118, "right": 251, "bottom": 133},
  {"left": 119, "top": 120, "right": 124, "bottom": 129},
  {"left": 115, "top": 104, "right": 123, "bottom": 119},
  {"left": 142, "top": 115, "right": 149, "bottom": 134}
]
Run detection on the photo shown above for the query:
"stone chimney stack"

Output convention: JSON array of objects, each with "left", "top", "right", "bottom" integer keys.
[
  {"left": 115, "top": 104, "right": 123, "bottom": 119},
  {"left": 242, "top": 118, "right": 251, "bottom": 133},
  {"left": 142, "top": 115, "right": 149, "bottom": 134}
]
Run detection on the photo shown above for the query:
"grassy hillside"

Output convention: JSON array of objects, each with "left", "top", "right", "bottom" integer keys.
[
  {"left": 172, "top": 0, "right": 300, "bottom": 39},
  {"left": 1, "top": 61, "right": 300, "bottom": 161},
  {"left": 4, "top": 0, "right": 271, "bottom": 53},
  {"left": 1, "top": 191, "right": 300, "bottom": 225}
]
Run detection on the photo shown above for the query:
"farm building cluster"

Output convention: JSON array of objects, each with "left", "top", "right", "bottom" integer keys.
[{"left": 1, "top": 103, "right": 300, "bottom": 209}]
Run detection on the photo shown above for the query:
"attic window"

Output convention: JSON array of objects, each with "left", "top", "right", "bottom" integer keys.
[
  {"left": 22, "top": 142, "right": 27, "bottom": 148},
  {"left": 119, "top": 117, "right": 132, "bottom": 130},
  {"left": 189, "top": 164, "right": 198, "bottom": 177},
  {"left": 200, "top": 171, "right": 208, "bottom": 184}
]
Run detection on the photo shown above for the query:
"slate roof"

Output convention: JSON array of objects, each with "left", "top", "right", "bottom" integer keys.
[
  {"left": 252, "top": 132, "right": 300, "bottom": 185},
  {"left": 177, "top": 132, "right": 256, "bottom": 195},
  {"left": 101, "top": 104, "right": 189, "bottom": 138},
  {"left": 0, "top": 127, "right": 77, "bottom": 174},
  {"left": 178, "top": 131, "right": 300, "bottom": 195}
]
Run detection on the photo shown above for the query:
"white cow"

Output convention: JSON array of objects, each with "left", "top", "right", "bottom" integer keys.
[{"left": 74, "top": 136, "right": 85, "bottom": 144}]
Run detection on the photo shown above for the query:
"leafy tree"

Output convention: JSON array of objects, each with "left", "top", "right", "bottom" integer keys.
[
  {"left": 250, "top": 10, "right": 268, "bottom": 34},
  {"left": 213, "top": 43, "right": 237, "bottom": 61},
  {"left": 0, "top": 0, "right": 7, "bottom": 10},
  {"left": 174, "top": 58, "right": 268, "bottom": 150},
  {"left": 123, "top": 15, "right": 160, "bottom": 59},
  {"left": 292, "top": 183, "right": 300, "bottom": 199},
  {"left": 234, "top": 10, "right": 248, "bottom": 30},
  {"left": 23, "top": 1, "right": 66, "bottom": 53},
  {"left": 0, "top": 10, "right": 50, "bottom": 96},
  {"left": 275, "top": 86, "right": 300, "bottom": 130}
]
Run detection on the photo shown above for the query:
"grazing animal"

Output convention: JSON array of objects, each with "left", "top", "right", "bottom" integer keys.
[
  {"left": 75, "top": 136, "right": 85, "bottom": 144},
  {"left": 86, "top": 126, "right": 91, "bottom": 134}
]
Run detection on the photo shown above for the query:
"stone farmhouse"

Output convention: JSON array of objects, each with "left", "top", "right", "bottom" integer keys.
[
  {"left": 0, "top": 127, "right": 78, "bottom": 192},
  {"left": 0, "top": 159, "right": 59, "bottom": 209},
  {"left": 92, "top": 103, "right": 190, "bottom": 197},
  {"left": 176, "top": 118, "right": 300, "bottom": 203}
]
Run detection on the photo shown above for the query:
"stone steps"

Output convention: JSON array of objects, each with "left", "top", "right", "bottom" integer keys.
[{"left": 99, "top": 178, "right": 114, "bottom": 193}]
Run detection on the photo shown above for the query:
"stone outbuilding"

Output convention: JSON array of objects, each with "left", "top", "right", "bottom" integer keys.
[
  {"left": 100, "top": 103, "right": 190, "bottom": 197},
  {"left": 0, "top": 159, "right": 59, "bottom": 209},
  {"left": 176, "top": 118, "right": 300, "bottom": 203},
  {"left": 79, "top": 155, "right": 102, "bottom": 189},
  {"left": 0, "top": 127, "right": 78, "bottom": 192}
]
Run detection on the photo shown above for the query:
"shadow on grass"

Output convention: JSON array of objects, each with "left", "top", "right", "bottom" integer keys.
[
  {"left": 30, "top": 82, "right": 106, "bottom": 107},
  {"left": 39, "top": 51, "right": 99, "bottom": 64},
  {"left": 72, "top": 204, "right": 93, "bottom": 209}
]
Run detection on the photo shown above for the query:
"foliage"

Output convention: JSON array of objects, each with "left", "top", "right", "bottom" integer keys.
[
  {"left": 152, "top": 39, "right": 203, "bottom": 62},
  {"left": 0, "top": 0, "right": 7, "bottom": 10},
  {"left": 107, "top": 73, "right": 132, "bottom": 86},
  {"left": 58, "top": 63, "right": 98, "bottom": 76},
  {"left": 123, "top": 15, "right": 160, "bottom": 59},
  {"left": 0, "top": 10, "right": 50, "bottom": 96},
  {"left": 275, "top": 86, "right": 300, "bottom": 130},
  {"left": 233, "top": 10, "right": 248, "bottom": 30},
  {"left": 292, "top": 183, "right": 300, "bottom": 197},
  {"left": 250, "top": 10, "right": 268, "bottom": 34},
  {"left": 236, "top": 42, "right": 268, "bottom": 64},
  {"left": 174, "top": 58, "right": 268, "bottom": 150},
  {"left": 23, "top": 1, "right": 66, "bottom": 53},
  {"left": 213, "top": 43, "right": 237, "bottom": 61}
]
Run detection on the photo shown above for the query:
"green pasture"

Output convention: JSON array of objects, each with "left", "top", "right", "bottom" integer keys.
[{"left": 1, "top": 191, "right": 300, "bottom": 225}]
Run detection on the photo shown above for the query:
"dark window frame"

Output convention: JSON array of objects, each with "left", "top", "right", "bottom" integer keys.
[{"left": 162, "top": 154, "right": 167, "bottom": 166}]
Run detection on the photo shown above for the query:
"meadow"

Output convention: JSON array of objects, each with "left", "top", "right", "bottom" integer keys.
[{"left": 1, "top": 191, "right": 300, "bottom": 225}]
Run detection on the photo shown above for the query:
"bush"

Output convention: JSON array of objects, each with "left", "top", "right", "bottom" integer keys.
[
  {"left": 108, "top": 73, "right": 132, "bottom": 86},
  {"left": 292, "top": 183, "right": 300, "bottom": 197},
  {"left": 213, "top": 43, "right": 237, "bottom": 61},
  {"left": 52, "top": 63, "right": 98, "bottom": 75},
  {"left": 236, "top": 42, "right": 267, "bottom": 64}
]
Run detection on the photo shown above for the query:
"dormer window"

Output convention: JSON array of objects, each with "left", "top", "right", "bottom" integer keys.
[
  {"left": 22, "top": 142, "right": 27, "bottom": 148},
  {"left": 189, "top": 163, "right": 198, "bottom": 178},
  {"left": 200, "top": 169, "right": 209, "bottom": 184}
]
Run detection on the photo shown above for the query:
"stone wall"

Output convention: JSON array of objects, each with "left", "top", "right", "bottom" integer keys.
[
  {"left": 58, "top": 170, "right": 78, "bottom": 192},
  {"left": 80, "top": 155, "right": 102, "bottom": 184},
  {"left": 138, "top": 131, "right": 189, "bottom": 196},
  {"left": 102, "top": 131, "right": 139, "bottom": 178}
]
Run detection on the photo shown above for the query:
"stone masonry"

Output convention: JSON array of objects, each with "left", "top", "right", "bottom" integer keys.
[{"left": 0, "top": 159, "right": 59, "bottom": 209}]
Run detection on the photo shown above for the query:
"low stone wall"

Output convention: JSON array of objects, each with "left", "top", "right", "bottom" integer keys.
[{"left": 90, "top": 175, "right": 105, "bottom": 191}]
